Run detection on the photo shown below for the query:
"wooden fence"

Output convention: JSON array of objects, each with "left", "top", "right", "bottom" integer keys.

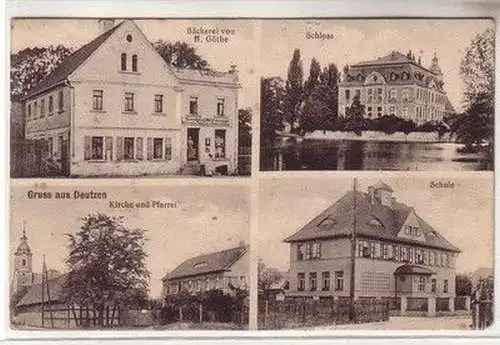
[
  {"left": 159, "top": 302, "right": 248, "bottom": 327},
  {"left": 258, "top": 297, "right": 388, "bottom": 330}
]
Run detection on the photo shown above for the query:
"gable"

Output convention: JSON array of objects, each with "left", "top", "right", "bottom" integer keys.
[
  {"left": 69, "top": 20, "right": 178, "bottom": 87},
  {"left": 397, "top": 210, "right": 426, "bottom": 242}
]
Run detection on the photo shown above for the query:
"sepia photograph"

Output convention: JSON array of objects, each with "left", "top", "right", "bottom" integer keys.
[
  {"left": 9, "top": 182, "right": 250, "bottom": 330},
  {"left": 258, "top": 173, "right": 494, "bottom": 330},
  {"left": 260, "top": 19, "right": 494, "bottom": 171},
  {"left": 10, "top": 18, "right": 256, "bottom": 178}
]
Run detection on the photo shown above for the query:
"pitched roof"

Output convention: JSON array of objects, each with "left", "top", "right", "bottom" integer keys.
[
  {"left": 353, "top": 51, "right": 411, "bottom": 67},
  {"left": 16, "top": 274, "right": 67, "bottom": 307},
  {"left": 283, "top": 189, "right": 460, "bottom": 253},
  {"left": 24, "top": 21, "right": 124, "bottom": 99},
  {"left": 394, "top": 264, "right": 435, "bottom": 275},
  {"left": 164, "top": 245, "right": 248, "bottom": 280}
]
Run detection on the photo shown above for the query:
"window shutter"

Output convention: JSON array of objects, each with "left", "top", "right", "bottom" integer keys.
[
  {"left": 84, "top": 136, "right": 91, "bottom": 160},
  {"left": 116, "top": 136, "right": 123, "bottom": 161},
  {"left": 136, "top": 137, "right": 144, "bottom": 160},
  {"left": 147, "top": 137, "right": 153, "bottom": 160},
  {"left": 105, "top": 136, "right": 113, "bottom": 160}
]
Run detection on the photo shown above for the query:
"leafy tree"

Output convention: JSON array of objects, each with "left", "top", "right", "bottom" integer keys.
[
  {"left": 260, "top": 77, "right": 285, "bottom": 144},
  {"left": 153, "top": 40, "right": 209, "bottom": 69},
  {"left": 456, "top": 273, "right": 473, "bottom": 296},
  {"left": 452, "top": 28, "right": 494, "bottom": 155},
  {"left": 10, "top": 45, "right": 73, "bottom": 99},
  {"left": 258, "top": 260, "right": 285, "bottom": 299},
  {"left": 303, "top": 58, "right": 321, "bottom": 97},
  {"left": 284, "top": 49, "right": 304, "bottom": 132},
  {"left": 62, "top": 213, "right": 149, "bottom": 327}
]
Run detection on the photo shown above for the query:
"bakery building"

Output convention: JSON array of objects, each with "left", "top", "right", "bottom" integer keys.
[{"left": 22, "top": 19, "right": 240, "bottom": 177}]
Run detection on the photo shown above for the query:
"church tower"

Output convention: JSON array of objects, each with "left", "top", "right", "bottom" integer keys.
[{"left": 13, "top": 226, "right": 33, "bottom": 293}]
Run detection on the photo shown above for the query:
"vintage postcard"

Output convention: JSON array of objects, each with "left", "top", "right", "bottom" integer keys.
[
  {"left": 259, "top": 19, "right": 494, "bottom": 171},
  {"left": 9, "top": 181, "right": 250, "bottom": 331},
  {"left": 10, "top": 18, "right": 256, "bottom": 178},
  {"left": 257, "top": 173, "right": 494, "bottom": 330}
]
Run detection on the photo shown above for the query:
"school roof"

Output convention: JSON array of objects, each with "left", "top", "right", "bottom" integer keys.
[
  {"left": 163, "top": 245, "right": 248, "bottom": 281},
  {"left": 283, "top": 185, "right": 460, "bottom": 253},
  {"left": 16, "top": 274, "right": 67, "bottom": 307}
]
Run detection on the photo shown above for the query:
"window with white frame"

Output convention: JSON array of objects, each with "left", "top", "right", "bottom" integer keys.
[
  {"left": 93, "top": 90, "right": 104, "bottom": 111},
  {"left": 335, "top": 271, "right": 344, "bottom": 291},
  {"left": 123, "top": 137, "right": 135, "bottom": 160},
  {"left": 217, "top": 97, "right": 225, "bottom": 116},
  {"left": 124, "top": 92, "right": 135, "bottom": 112},
  {"left": 154, "top": 94, "right": 163, "bottom": 113}
]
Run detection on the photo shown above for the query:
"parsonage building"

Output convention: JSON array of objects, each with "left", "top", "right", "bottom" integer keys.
[
  {"left": 338, "top": 51, "right": 450, "bottom": 124},
  {"left": 284, "top": 181, "right": 460, "bottom": 310},
  {"left": 162, "top": 245, "right": 249, "bottom": 297},
  {"left": 21, "top": 19, "right": 240, "bottom": 177}
]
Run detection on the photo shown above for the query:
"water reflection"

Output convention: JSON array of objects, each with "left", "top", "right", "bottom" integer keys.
[{"left": 260, "top": 140, "right": 490, "bottom": 171}]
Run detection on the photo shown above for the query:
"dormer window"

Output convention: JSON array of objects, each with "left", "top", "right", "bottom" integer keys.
[
  {"left": 193, "top": 261, "right": 207, "bottom": 268},
  {"left": 121, "top": 53, "right": 127, "bottom": 71},
  {"left": 369, "top": 218, "right": 383, "bottom": 227},
  {"left": 318, "top": 217, "right": 336, "bottom": 230}
]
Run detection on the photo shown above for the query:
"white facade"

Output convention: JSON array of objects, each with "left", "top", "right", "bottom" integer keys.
[{"left": 24, "top": 20, "right": 240, "bottom": 177}]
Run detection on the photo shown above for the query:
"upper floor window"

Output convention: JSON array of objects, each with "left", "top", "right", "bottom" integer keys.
[
  {"left": 121, "top": 53, "right": 127, "bottom": 71},
  {"left": 309, "top": 272, "right": 317, "bottom": 291},
  {"left": 154, "top": 94, "right": 163, "bottom": 113},
  {"left": 443, "top": 279, "right": 448, "bottom": 293},
  {"left": 357, "top": 240, "right": 370, "bottom": 258},
  {"left": 27, "top": 104, "right": 32, "bottom": 120},
  {"left": 40, "top": 99, "right": 45, "bottom": 118},
  {"left": 92, "top": 90, "right": 104, "bottom": 111},
  {"left": 217, "top": 97, "right": 225, "bottom": 116},
  {"left": 132, "top": 54, "right": 138, "bottom": 72},
  {"left": 33, "top": 101, "right": 38, "bottom": 118},
  {"left": 389, "top": 88, "right": 397, "bottom": 100},
  {"left": 189, "top": 96, "right": 198, "bottom": 115},
  {"left": 431, "top": 279, "right": 437, "bottom": 292},
  {"left": 124, "top": 92, "right": 135, "bottom": 112},
  {"left": 22, "top": 259, "right": 26, "bottom": 266},
  {"left": 58, "top": 91, "right": 64, "bottom": 112},
  {"left": 297, "top": 241, "right": 321, "bottom": 260},
  {"left": 48, "top": 95, "right": 54, "bottom": 114},
  {"left": 345, "top": 89, "right": 350, "bottom": 101}
]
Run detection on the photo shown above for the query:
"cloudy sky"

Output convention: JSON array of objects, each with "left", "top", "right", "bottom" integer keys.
[
  {"left": 259, "top": 172, "right": 494, "bottom": 275},
  {"left": 261, "top": 19, "right": 494, "bottom": 112},
  {"left": 10, "top": 182, "right": 249, "bottom": 297},
  {"left": 10, "top": 18, "right": 258, "bottom": 109}
]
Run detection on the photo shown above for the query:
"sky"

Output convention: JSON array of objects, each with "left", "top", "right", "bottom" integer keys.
[
  {"left": 10, "top": 182, "right": 249, "bottom": 298},
  {"left": 261, "top": 19, "right": 494, "bottom": 113},
  {"left": 10, "top": 19, "right": 494, "bottom": 112},
  {"left": 258, "top": 172, "right": 494, "bottom": 275},
  {"left": 10, "top": 18, "right": 259, "bottom": 109}
]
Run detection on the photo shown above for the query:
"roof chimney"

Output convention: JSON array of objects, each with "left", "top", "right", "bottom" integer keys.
[
  {"left": 98, "top": 19, "right": 115, "bottom": 33},
  {"left": 238, "top": 240, "right": 245, "bottom": 247},
  {"left": 229, "top": 64, "right": 238, "bottom": 74}
]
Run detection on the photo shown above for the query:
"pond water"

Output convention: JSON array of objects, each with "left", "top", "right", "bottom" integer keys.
[{"left": 260, "top": 140, "right": 491, "bottom": 171}]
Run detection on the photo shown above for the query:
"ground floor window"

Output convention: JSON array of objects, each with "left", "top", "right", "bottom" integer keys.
[
  {"left": 153, "top": 138, "right": 163, "bottom": 159},
  {"left": 309, "top": 272, "right": 317, "bottom": 291},
  {"left": 124, "top": 137, "right": 135, "bottom": 160},
  {"left": 322, "top": 272, "right": 330, "bottom": 291},
  {"left": 297, "top": 273, "right": 305, "bottom": 291},
  {"left": 418, "top": 276, "right": 426, "bottom": 292},
  {"left": 91, "top": 136, "right": 104, "bottom": 160}
]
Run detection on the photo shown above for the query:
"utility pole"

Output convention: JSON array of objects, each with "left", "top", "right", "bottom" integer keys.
[
  {"left": 41, "top": 255, "right": 45, "bottom": 328},
  {"left": 349, "top": 178, "right": 357, "bottom": 322}
]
